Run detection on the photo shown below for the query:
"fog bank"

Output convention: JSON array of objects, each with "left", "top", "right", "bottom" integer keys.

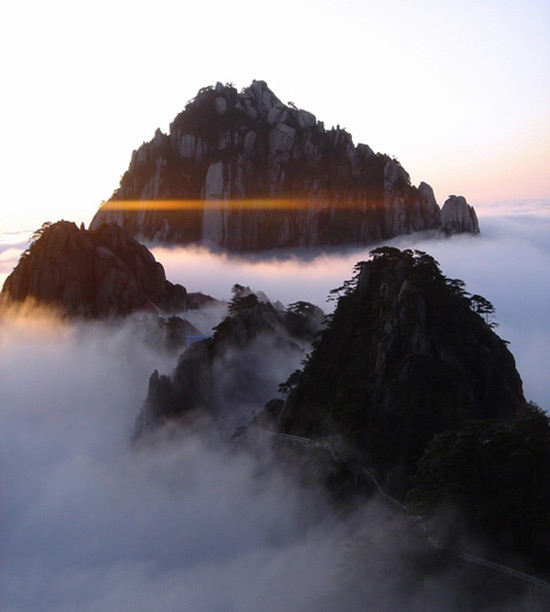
[
  {"left": 0, "top": 316, "right": 335, "bottom": 611},
  {"left": 1, "top": 315, "right": 474, "bottom": 612}
]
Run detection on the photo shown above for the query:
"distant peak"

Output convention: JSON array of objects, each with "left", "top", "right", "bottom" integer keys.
[{"left": 91, "top": 79, "right": 481, "bottom": 250}]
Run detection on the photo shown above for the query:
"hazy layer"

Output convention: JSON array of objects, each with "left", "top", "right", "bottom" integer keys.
[{"left": 0, "top": 316, "right": 333, "bottom": 611}]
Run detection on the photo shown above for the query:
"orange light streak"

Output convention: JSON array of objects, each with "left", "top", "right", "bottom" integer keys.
[{"left": 100, "top": 198, "right": 376, "bottom": 212}]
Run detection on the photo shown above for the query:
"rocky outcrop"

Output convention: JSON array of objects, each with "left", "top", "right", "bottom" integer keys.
[
  {"left": 276, "top": 247, "right": 524, "bottom": 495},
  {"left": 133, "top": 288, "right": 325, "bottom": 438},
  {"left": 441, "top": 195, "right": 479, "bottom": 234},
  {"left": 90, "top": 81, "right": 477, "bottom": 251},
  {"left": 0, "top": 221, "right": 187, "bottom": 317}
]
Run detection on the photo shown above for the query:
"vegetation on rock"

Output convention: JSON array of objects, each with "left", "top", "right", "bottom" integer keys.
[
  {"left": 268, "top": 246, "right": 550, "bottom": 574},
  {"left": 278, "top": 247, "right": 524, "bottom": 496}
]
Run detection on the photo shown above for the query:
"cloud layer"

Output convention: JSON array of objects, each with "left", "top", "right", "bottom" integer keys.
[
  {"left": 1, "top": 204, "right": 549, "bottom": 611},
  {"left": 0, "top": 317, "right": 339, "bottom": 611}
]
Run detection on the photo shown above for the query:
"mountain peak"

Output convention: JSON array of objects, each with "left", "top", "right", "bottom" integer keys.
[
  {"left": 90, "top": 80, "right": 479, "bottom": 250},
  {"left": 0, "top": 221, "right": 187, "bottom": 317},
  {"left": 278, "top": 247, "right": 523, "bottom": 494}
]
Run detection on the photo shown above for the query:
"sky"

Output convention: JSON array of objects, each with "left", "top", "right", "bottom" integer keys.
[{"left": 1, "top": 0, "right": 549, "bottom": 233}]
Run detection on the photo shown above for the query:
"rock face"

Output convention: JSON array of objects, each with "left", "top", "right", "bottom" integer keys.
[
  {"left": 441, "top": 195, "right": 480, "bottom": 234},
  {"left": 90, "top": 80, "right": 478, "bottom": 250},
  {"left": 0, "top": 221, "right": 187, "bottom": 317},
  {"left": 134, "top": 288, "right": 324, "bottom": 438},
  {"left": 276, "top": 247, "right": 524, "bottom": 495}
]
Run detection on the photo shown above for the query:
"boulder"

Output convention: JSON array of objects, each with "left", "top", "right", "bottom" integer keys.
[{"left": 441, "top": 195, "right": 480, "bottom": 235}]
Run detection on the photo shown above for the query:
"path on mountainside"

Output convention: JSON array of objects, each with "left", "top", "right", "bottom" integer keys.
[{"left": 265, "top": 431, "right": 550, "bottom": 595}]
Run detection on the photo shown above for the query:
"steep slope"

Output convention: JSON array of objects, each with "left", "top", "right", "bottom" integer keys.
[
  {"left": 277, "top": 247, "right": 524, "bottom": 495},
  {"left": 0, "top": 221, "right": 187, "bottom": 317},
  {"left": 90, "top": 80, "right": 479, "bottom": 250}
]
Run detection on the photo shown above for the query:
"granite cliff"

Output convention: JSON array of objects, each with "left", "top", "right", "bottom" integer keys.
[
  {"left": 90, "top": 81, "right": 479, "bottom": 250},
  {"left": 0, "top": 221, "right": 187, "bottom": 317}
]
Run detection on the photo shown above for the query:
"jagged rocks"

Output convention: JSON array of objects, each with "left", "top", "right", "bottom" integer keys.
[
  {"left": 0, "top": 221, "right": 188, "bottom": 317},
  {"left": 90, "top": 81, "right": 479, "bottom": 251}
]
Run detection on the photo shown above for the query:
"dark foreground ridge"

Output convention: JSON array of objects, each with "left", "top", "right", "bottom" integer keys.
[
  {"left": 272, "top": 248, "right": 550, "bottom": 577},
  {"left": 90, "top": 80, "right": 479, "bottom": 250},
  {"left": 277, "top": 247, "right": 525, "bottom": 493},
  {"left": 0, "top": 221, "right": 187, "bottom": 317}
]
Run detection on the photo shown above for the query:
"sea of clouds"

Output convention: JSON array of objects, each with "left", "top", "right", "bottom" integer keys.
[
  {"left": 3, "top": 313, "right": 543, "bottom": 611},
  {"left": 0, "top": 313, "right": 466, "bottom": 612},
  {"left": 1, "top": 203, "right": 549, "bottom": 611}
]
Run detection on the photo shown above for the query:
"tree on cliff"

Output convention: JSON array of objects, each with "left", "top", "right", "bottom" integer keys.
[{"left": 278, "top": 247, "right": 524, "bottom": 496}]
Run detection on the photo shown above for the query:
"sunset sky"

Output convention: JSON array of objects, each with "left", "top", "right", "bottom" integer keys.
[
  {"left": 1, "top": 0, "right": 548, "bottom": 233},
  {"left": 2, "top": 4, "right": 550, "bottom": 607}
]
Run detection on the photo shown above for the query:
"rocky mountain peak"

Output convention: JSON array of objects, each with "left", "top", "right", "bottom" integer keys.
[
  {"left": 134, "top": 288, "right": 324, "bottom": 438},
  {"left": 90, "top": 81, "right": 479, "bottom": 250}
]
